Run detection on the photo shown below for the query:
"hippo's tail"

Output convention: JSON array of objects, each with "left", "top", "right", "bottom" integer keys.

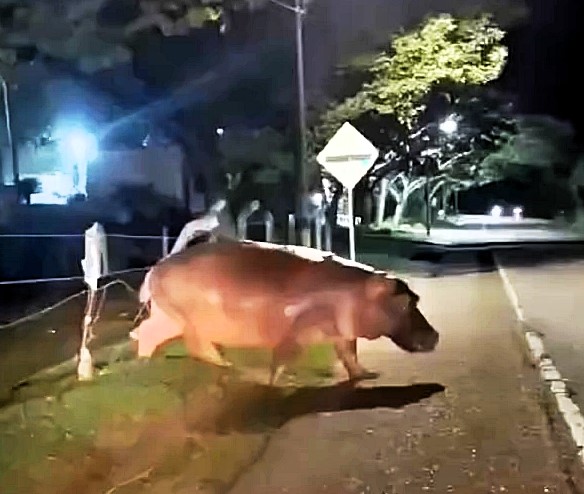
[
  {"left": 131, "top": 270, "right": 153, "bottom": 337},
  {"left": 139, "top": 269, "right": 153, "bottom": 304}
]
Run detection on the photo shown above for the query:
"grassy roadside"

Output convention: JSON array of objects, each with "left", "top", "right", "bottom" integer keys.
[{"left": 0, "top": 340, "right": 336, "bottom": 494}]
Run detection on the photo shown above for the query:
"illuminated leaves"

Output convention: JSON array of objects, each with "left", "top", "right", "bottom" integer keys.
[{"left": 313, "top": 14, "right": 508, "bottom": 147}]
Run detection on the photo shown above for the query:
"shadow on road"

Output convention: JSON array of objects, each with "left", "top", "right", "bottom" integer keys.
[{"left": 190, "top": 381, "right": 446, "bottom": 434}]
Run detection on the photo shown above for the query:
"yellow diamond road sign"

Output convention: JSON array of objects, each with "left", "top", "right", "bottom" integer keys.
[{"left": 316, "top": 122, "right": 379, "bottom": 189}]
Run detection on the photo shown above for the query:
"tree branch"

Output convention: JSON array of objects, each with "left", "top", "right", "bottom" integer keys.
[
  {"left": 386, "top": 183, "right": 401, "bottom": 202},
  {"left": 430, "top": 179, "right": 446, "bottom": 199},
  {"left": 438, "top": 150, "right": 473, "bottom": 170}
]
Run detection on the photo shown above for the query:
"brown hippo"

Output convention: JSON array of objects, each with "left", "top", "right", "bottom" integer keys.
[{"left": 131, "top": 242, "right": 438, "bottom": 383}]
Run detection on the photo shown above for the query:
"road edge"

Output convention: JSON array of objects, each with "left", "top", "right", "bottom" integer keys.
[{"left": 494, "top": 253, "right": 584, "bottom": 468}]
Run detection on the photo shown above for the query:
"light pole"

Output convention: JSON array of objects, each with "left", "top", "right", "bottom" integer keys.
[
  {"left": 268, "top": 0, "right": 309, "bottom": 245},
  {"left": 0, "top": 76, "right": 19, "bottom": 195},
  {"left": 420, "top": 115, "right": 458, "bottom": 236}
]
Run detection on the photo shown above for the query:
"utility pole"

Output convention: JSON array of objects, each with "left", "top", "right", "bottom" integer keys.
[
  {"left": 267, "top": 0, "right": 310, "bottom": 245},
  {"left": 1, "top": 77, "right": 19, "bottom": 197},
  {"left": 294, "top": 0, "right": 311, "bottom": 246}
]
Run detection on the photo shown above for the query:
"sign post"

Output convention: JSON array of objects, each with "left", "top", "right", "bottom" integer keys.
[{"left": 316, "top": 122, "right": 379, "bottom": 261}]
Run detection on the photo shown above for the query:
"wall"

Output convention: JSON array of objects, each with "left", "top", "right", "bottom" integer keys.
[
  {"left": 87, "top": 145, "right": 186, "bottom": 202},
  {"left": 1, "top": 143, "right": 188, "bottom": 204}
]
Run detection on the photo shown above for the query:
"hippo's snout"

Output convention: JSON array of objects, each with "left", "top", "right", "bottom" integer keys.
[{"left": 416, "top": 329, "right": 439, "bottom": 352}]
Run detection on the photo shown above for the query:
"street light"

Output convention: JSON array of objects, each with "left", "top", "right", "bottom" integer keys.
[
  {"left": 439, "top": 114, "right": 458, "bottom": 135},
  {"left": 424, "top": 115, "right": 459, "bottom": 236},
  {"left": 267, "top": 0, "right": 309, "bottom": 245}
]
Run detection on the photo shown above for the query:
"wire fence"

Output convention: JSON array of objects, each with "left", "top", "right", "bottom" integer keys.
[
  {"left": 0, "top": 278, "right": 138, "bottom": 331},
  {"left": 0, "top": 229, "right": 173, "bottom": 336}
]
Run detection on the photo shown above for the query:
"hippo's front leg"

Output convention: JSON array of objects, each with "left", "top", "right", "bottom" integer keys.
[{"left": 333, "top": 340, "right": 379, "bottom": 381}]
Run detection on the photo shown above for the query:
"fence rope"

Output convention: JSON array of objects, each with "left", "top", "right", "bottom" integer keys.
[
  {"left": 0, "top": 267, "right": 149, "bottom": 286},
  {"left": 0, "top": 279, "right": 138, "bottom": 331},
  {"left": 0, "top": 233, "right": 177, "bottom": 240}
]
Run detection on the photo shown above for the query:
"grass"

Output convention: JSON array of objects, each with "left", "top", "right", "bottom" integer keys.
[{"left": 0, "top": 339, "right": 337, "bottom": 494}]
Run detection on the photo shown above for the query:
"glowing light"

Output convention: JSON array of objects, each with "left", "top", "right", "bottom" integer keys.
[
  {"left": 439, "top": 115, "right": 458, "bottom": 135},
  {"left": 490, "top": 205, "right": 503, "bottom": 218},
  {"left": 56, "top": 127, "right": 99, "bottom": 197},
  {"left": 310, "top": 192, "right": 324, "bottom": 207},
  {"left": 216, "top": 128, "right": 225, "bottom": 136},
  {"left": 61, "top": 129, "right": 98, "bottom": 164},
  {"left": 513, "top": 207, "right": 523, "bottom": 220}
]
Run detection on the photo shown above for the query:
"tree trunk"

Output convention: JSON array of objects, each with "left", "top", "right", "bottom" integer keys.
[
  {"left": 363, "top": 192, "right": 373, "bottom": 225},
  {"left": 375, "top": 177, "right": 389, "bottom": 226},
  {"left": 392, "top": 202, "right": 404, "bottom": 227}
]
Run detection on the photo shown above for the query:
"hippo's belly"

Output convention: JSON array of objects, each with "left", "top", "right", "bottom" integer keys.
[{"left": 179, "top": 291, "right": 291, "bottom": 348}]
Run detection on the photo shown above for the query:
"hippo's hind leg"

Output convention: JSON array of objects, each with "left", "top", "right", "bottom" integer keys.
[
  {"left": 269, "top": 339, "right": 302, "bottom": 386},
  {"left": 184, "top": 329, "right": 233, "bottom": 368},
  {"left": 334, "top": 340, "right": 379, "bottom": 382}
]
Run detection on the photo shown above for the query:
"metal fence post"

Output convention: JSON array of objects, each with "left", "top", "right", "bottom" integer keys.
[
  {"left": 314, "top": 214, "right": 323, "bottom": 251},
  {"left": 264, "top": 211, "right": 275, "bottom": 243},
  {"left": 237, "top": 200, "right": 261, "bottom": 240},
  {"left": 162, "top": 226, "right": 169, "bottom": 257},
  {"left": 288, "top": 214, "right": 296, "bottom": 244},
  {"left": 324, "top": 219, "right": 332, "bottom": 252}
]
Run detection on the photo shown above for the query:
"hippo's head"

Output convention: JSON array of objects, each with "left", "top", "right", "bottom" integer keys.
[{"left": 363, "top": 275, "right": 439, "bottom": 353}]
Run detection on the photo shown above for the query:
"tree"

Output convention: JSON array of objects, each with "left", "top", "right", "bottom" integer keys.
[
  {"left": 0, "top": 1, "right": 238, "bottom": 76},
  {"left": 217, "top": 126, "right": 294, "bottom": 189},
  {"left": 217, "top": 126, "right": 296, "bottom": 218},
  {"left": 369, "top": 88, "right": 516, "bottom": 226},
  {"left": 311, "top": 13, "right": 510, "bottom": 226},
  {"left": 311, "top": 14, "right": 508, "bottom": 150},
  {"left": 482, "top": 115, "right": 578, "bottom": 177},
  {"left": 483, "top": 115, "right": 581, "bottom": 220}
]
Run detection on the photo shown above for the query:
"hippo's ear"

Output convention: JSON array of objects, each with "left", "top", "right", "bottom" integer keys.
[{"left": 365, "top": 275, "right": 390, "bottom": 300}]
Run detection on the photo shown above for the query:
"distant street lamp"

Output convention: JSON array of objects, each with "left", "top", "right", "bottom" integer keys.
[{"left": 267, "top": 0, "right": 310, "bottom": 245}]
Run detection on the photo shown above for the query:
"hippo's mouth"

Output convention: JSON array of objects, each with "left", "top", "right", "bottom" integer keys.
[{"left": 416, "top": 331, "right": 439, "bottom": 352}]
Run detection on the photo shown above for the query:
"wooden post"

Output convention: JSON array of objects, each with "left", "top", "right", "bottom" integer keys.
[{"left": 78, "top": 222, "right": 107, "bottom": 381}]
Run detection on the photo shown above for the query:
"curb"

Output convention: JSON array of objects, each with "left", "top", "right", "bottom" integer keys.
[{"left": 494, "top": 253, "right": 584, "bottom": 462}]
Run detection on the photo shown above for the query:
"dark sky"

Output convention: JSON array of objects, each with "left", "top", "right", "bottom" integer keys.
[
  {"left": 500, "top": 0, "right": 583, "bottom": 137},
  {"left": 233, "top": 0, "right": 582, "bottom": 137}
]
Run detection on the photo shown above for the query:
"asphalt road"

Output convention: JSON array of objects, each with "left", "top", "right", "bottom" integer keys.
[
  {"left": 229, "top": 272, "right": 579, "bottom": 493},
  {"left": 496, "top": 251, "right": 584, "bottom": 414},
  {"left": 1, "top": 240, "right": 584, "bottom": 492}
]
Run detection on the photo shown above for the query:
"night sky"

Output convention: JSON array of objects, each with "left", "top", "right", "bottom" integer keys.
[
  {"left": 228, "top": 0, "right": 582, "bottom": 140},
  {"left": 500, "top": 0, "right": 583, "bottom": 139}
]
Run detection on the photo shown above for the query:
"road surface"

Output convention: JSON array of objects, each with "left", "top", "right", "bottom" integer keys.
[
  {"left": 1, "top": 247, "right": 583, "bottom": 493},
  {"left": 228, "top": 272, "right": 579, "bottom": 493},
  {"left": 496, "top": 251, "right": 584, "bottom": 414}
]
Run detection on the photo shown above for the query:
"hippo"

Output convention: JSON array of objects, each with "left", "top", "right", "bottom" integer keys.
[{"left": 130, "top": 242, "right": 439, "bottom": 383}]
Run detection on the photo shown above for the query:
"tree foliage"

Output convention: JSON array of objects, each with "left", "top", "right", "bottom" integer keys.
[
  {"left": 0, "top": 0, "right": 253, "bottom": 77},
  {"left": 371, "top": 89, "right": 516, "bottom": 225},
  {"left": 217, "top": 126, "right": 294, "bottom": 189},
  {"left": 311, "top": 13, "right": 508, "bottom": 151},
  {"left": 482, "top": 115, "right": 578, "bottom": 176}
]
